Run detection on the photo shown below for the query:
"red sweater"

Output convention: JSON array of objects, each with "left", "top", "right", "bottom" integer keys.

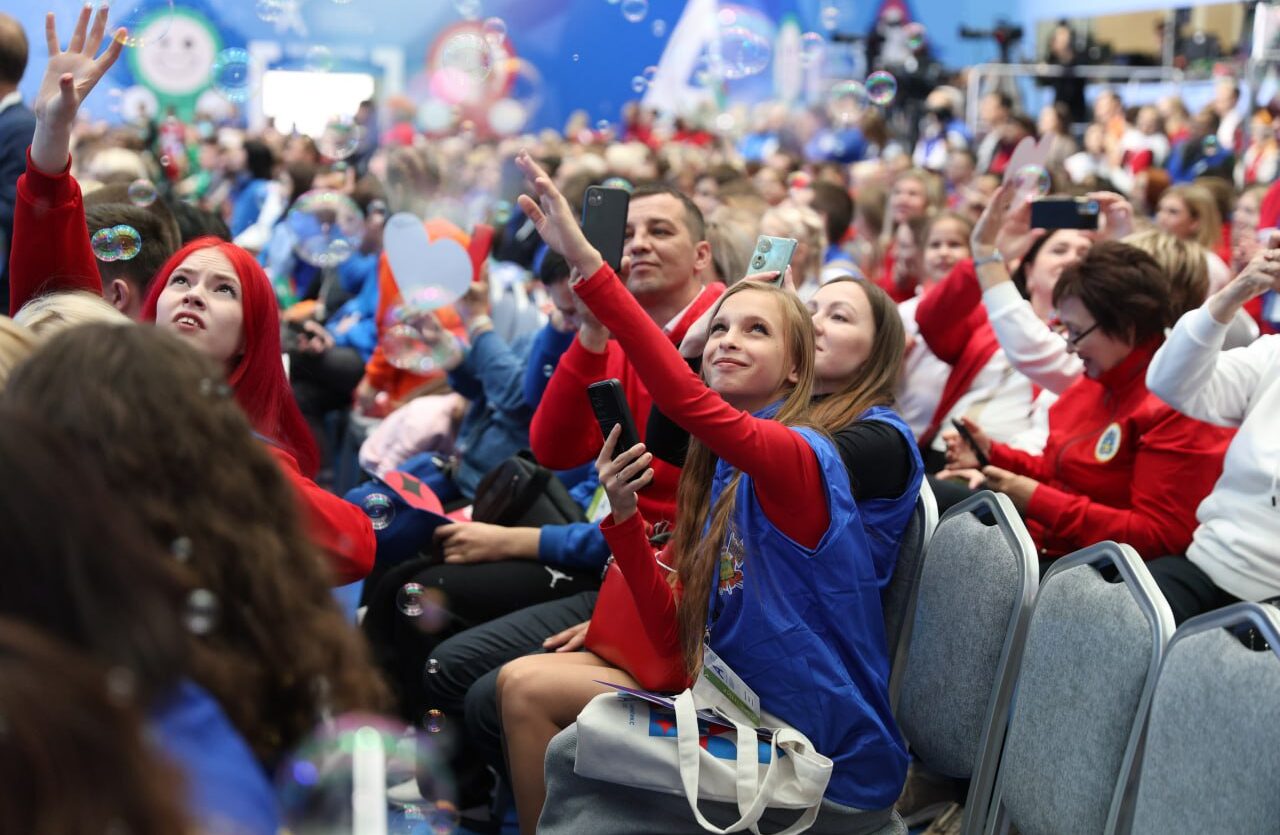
[
  {"left": 571, "top": 263, "right": 827, "bottom": 548},
  {"left": 987, "top": 340, "right": 1231, "bottom": 560},
  {"left": 529, "top": 278, "right": 724, "bottom": 525},
  {"left": 913, "top": 259, "right": 1005, "bottom": 446},
  {"left": 9, "top": 154, "right": 376, "bottom": 584}
]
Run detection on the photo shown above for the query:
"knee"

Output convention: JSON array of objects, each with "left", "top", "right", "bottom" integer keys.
[{"left": 496, "top": 654, "right": 553, "bottom": 722}]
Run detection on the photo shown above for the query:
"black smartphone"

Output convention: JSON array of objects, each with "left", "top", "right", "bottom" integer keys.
[
  {"left": 588, "top": 379, "right": 641, "bottom": 459},
  {"left": 1030, "top": 198, "right": 1100, "bottom": 230},
  {"left": 951, "top": 418, "right": 990, "bottom": 469},
  {"left": 582, "top": 186, "right": 630, "bottom": 272}
]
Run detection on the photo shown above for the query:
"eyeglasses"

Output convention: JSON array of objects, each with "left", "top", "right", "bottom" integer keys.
[{"left": 1050, "top": 318, "right": 1100, "bottom": 347}]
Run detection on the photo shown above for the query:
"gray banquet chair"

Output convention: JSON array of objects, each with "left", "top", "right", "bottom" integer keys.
[
  {"left": 1126, "top": 601, "right": 1280, "bottom": 834},
  {"left": 894, "top": 491, "right": 1038, "bottom": 835},
  {"left": 983, "top": 542, "right": 1175, "bottom": 835}
]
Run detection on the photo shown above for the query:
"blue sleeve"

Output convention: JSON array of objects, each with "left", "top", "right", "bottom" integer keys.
[
  {"left": 522, "top": 323, "right": 576, "bottom": 409},
  {"left": 538, "top": 521, "right": 612, "bottom": 572},
  {"left": 326, "top": 256, "right": 381, "bottom": 361},
  {"left": 451, "top": 330, "right": 534, "bottom": 418},
  {"left": 567, "top": 466, "right": 600, "bottom": 506},
  {"left": 337, "top": 250, "right": 378, "bottom": 295}
]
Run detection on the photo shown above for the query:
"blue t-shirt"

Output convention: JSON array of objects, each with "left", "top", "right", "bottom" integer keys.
[
  {"left": 704, "top": 415, "right": 911, "bottom": 810},
  {"left": 148, "top": 680, "right": 281, "bottom": 835}
]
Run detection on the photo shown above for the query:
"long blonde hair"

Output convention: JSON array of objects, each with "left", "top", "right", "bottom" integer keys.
[{"left": 669, "top": 282, "right": 817, "bottom": 673}]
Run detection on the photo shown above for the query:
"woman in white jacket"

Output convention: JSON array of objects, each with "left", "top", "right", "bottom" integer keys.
[{"left": 1146, "top": 244, "right": 1280, "bottom": 622}]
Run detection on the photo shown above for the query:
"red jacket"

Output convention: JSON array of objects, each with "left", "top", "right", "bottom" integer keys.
[
  {"left": 988, "top": 340, "right": 1232, "bottom": 560},
  {"left": 529, "top": 281, "right": 724, "bottom": 525},
  {"left": 914, "top": 259, "right": 1006, "bottom": 447},
  {"left": 9, "top": 154, "right": 376, "bottom": 584}
]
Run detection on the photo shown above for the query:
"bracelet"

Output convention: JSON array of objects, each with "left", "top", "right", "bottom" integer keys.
[{"left": 972, "top": 250, "right": 1005, "bottom": 269}]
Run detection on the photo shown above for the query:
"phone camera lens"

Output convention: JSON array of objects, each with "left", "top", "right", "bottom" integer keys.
[
  {"left": 589, "top": 193, "right": 601, "bottom": 206},
  {"left": 751, "top": 254, "right": 766, "bottom": 269},
  {"left": 757, "top": 239, "right": 772, "bottom": 253}
]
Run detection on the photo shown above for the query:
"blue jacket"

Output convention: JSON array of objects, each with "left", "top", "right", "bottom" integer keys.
[
  {"left": 229, "top": 177, "right": 272, "bottom": 237},
  {"left": 522, "top": 321, "right": 576, "bottom": 409},
  {"left": 704, "top": 405, "right": 914, "bottom": 810},
  {"left": 148, "top": 680, "right": 280, "bottom": 835},
  {"left": 325, "top": 251, "right": 381, "bottom": 361},
  {"left": 448, "top": 329, "right": 535, "bottom": 497}
]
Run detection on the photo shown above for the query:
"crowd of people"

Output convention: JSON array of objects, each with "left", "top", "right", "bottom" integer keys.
[{"left": 2, "top": 4, "right": 1280, "bottom": 834}]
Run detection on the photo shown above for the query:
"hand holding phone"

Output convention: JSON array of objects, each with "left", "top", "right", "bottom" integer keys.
[
  {"left": 1029, "top": 198, "right": 1100, "bottom": 231},
  {"left": 746, "top": 235, "right": 799, "bottom": 283},
  {"left": 588, "top": 379, "right": 641, "bottom": 459},
  {"left": 582, "top": 187, "right": 630, "bottom": 272},
  {"left": 949, "top": 417, "right": 991, "bottom": 469}
]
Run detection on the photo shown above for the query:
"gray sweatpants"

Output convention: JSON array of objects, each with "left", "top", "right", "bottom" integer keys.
[{"left": 537, "top": 724, "right": 907, "bottom": 835}]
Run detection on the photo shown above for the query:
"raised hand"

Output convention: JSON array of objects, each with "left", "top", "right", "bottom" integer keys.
[
  {"left": 513, "top": 150, "right": 603, "bottom": 276},
  {"left": 1207, "top": 245, "right": 1280, "bottom": 325},
  {"left": 595, "top": 424, "right": 653, "bottom": 524},
  {"left": 32, "top": 6, "right": 126, "bottom": 174}
]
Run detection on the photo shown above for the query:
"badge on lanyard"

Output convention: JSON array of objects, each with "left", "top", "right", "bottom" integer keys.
[
  {"left": 694, "top": 645, "right": 761, "bottom": 727},
  {"left": 1095, "top": 422, "right": 1123, "bottom": 463},
  {"left": 586, "top": 485, "right": 612, "bottom": 523}
]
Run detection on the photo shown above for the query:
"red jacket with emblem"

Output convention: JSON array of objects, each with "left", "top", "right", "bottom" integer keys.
[{"left": 987, "top": 339, "right": 1232, "bottom": 560}]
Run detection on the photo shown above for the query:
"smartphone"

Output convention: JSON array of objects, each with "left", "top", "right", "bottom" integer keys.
[
  {"left": 582, "top": 186, "right": 630, "bottom": 272},
  {"left": 747, "top": 235, "right": 799, "bottom": 282},
  {"left": 588, "top": 379, "right": 641, "bottom": 459},
  {"left": 1030, "top": 198, "right": 1100, "bottom": 230},
  {"left": 951, "top": 418, "right": 990, "bottom": 469}
]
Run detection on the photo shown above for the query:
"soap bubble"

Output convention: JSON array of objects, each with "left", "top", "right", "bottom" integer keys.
[
  {"left": 454, "top": 0, "right": 482, "bottom": 19},
  {"left": 91, "top": 225, "right": 143, "bottom": 263},
  {"left": 482, "top": 17, "right": 507, "bottom": 45},
  {"left": 170, "top": 536, "right": 193, "bottom": 563},
  {"left": 828, "top": 80, "right": 869, "bottom": 125},
  {"left": 210, "top": 48, "right": 253, "bottom": 103},
  {"left": 1202, "top": 134, "right": 1221, "bottom": 155},
  {"left": 631, "top": 75, "right": 647, "bottom": 94},
  {"left": 652, "top": 18, "right": 666, "bottom": 37},
  {"left": 128, "top": 179, "right": 157, "bottom": 207},
  {"left": 381, "top": 308, "right": 462, "bottom": 373},
  {"left": 801, "top": 32, "right": 825, "bottom": 67},
  {"left": 317, "top": 116, "right": 363, "bottom": 161},
  {"left": 398, "top": 583, "right": 426, "bottom": 617},
  {"left": 620, "top": 0, "right": 648, "bottom": 23},
  {"left": 492, "top": 200, "right": 513, "bottom": 224},
  {"left": 362, "top": 494, "right": 396, "bottom": 531},
  {"left": 905, "top": 22, "right": 927, "bottom": 51},
  {"left": 1013, "top": 164, "right": 1051, "bottom": 201},
  {"left": 602, "top": 177, "right": 633, "bottom": 192},
  {"left": 424, "top": 709, "right": 445, "bottom": 734},
  {"left": 572, "top": 53, "right": 580, "bottom": 62},
  {"left": 820, "top": 4, "right": 840, "bottom": 32},
  {"left": 865, "top": 71, "right": 898, "bottom": 106},
  {"left": 595, "top": 118, "right": 611, "bottom": 132},
  {"left": 108, "top": 0, "right": 175, "bottom": 49},
  {"left": 276, "top": 713, "right": 456, "bottom": 834},
  {"left": 439, "top": 32, "right": 495, "bottom": 85},
  {"left": 184, "top": 589, "right": 219, "bottom": 636},
  {"left": 427, "top": 658, "right": 441, "bottom": 675},
  {"left": 721, "top": 29, "right": 771, "bottom": 79},
  {"left": 286, "top": 190, "right": 365, "bottom": 268}
]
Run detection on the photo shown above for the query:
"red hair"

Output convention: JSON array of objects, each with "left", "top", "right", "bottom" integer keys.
[{"left": 141, "top": 237, "right": 320, "bottom": 476}]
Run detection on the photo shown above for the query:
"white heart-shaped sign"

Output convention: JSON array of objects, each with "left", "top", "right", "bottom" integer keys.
[{"left": 383, "top": 212, "right": 473, "bottom": 310}]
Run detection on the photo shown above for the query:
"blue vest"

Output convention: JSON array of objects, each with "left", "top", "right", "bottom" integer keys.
[
  {"left": 855, "top": 405, "right": 924, "bottom": 590},
  {"left": 704, "top": 408, "right": 914, "bottom": 810}
]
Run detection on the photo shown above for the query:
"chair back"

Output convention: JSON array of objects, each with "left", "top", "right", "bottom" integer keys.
[{"left": 985, "top": 542, "right": 1175, "bottom": 835}]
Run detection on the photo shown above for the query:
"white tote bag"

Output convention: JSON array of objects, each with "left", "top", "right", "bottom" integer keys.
[{"left": 574, "top": 688, "right": 833, "bottom": 834}]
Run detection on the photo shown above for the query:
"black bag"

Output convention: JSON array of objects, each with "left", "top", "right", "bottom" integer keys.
[{"left": 471, "top": 450, "right": 587, "bottom": 527}]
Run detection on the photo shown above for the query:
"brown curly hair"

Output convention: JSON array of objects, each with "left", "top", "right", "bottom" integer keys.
[{"left": 4, "top": 325, "right": 389, "bottom": 765}]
